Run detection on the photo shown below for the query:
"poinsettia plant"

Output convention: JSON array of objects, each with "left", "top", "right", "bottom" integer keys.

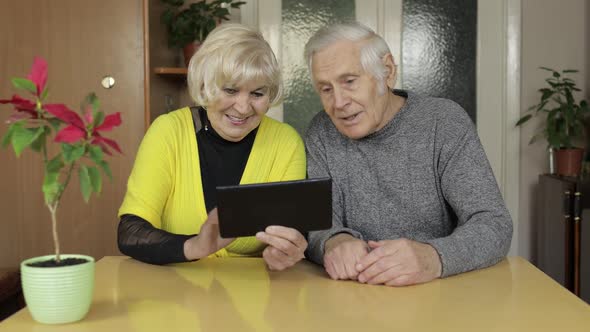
[{"left": 0, "top": 57, "right": 122, "bottom": 264}]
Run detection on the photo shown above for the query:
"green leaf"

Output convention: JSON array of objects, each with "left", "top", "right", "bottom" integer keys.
[
  {"left": 539, "top": 66, "right": 555, "bottom": 72},
  {"left": 231, "top": 1, "right": 247, "bottom": 8},
  {"left": 11, "top": 78, "right": 37, "bottom": 94},
  {"left": 97, "top": 160, "right": 113, "bottom": 180},
  {"left": 46, "top": 154, "right": 64, "bottom": 173},
  {"left": 30, "top": 127, "right": 47, "bottom": 152},
  {"left": 1, "top": 122, "right": 19, "bottom": 147},
  {"left": 545, "top": 80, "right": 558, "bottom": 88},
  {"left": 47, "top": 118, "right": 62, "bottom": 132},
  {"left": 78, "top": 165, "right": 92, "bottom": 203},
  {"left": 536, "top": 100, "right": 548, "bottom": 112},
  {"left": 93, "top": 111, "right": 105, "bottom": 128},
  {"left": 540, "top": 89, "right": 554, "bottom": 101},
  {"left": 528, "top": 132, "right": 544, "bottom": 145},
  {"left": 562, "top": 69, "right": 578, "bottom": 73},
  {"left": 87, "top": 166, "right": 102, "bottom": 194},
  {"left": 88, "top": 145, "right": 104, "bottom": 163},
  {"left": 84, "top": 93, "right": 100, "bottom": 112},
  {"left": 161, "top": 9, "right": 175, "bottom": 25},
  {"left": 62, "top": 144, "right": 86, "bottom": 163},
  {"left": 552, "top": 71, "right": 561, "bottom": 78},
  {"left": 42, "top": 171, "right": 61, "bottom": 205},
  {"left": 40, "top": 87, "right": 49, "bottom": 101},
  {"left": 515, "top": 114, "right": 532, "bottom": 127},
  {"left": 11, "top": 125, "right": 43, "bottom": 157}
]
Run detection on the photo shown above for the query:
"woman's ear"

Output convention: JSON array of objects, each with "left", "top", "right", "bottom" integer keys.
[{"left": 382, "top": 53, "right": 397, "bottom": 90}]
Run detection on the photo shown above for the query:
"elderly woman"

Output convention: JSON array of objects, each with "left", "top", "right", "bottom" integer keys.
[{"left": 117, "top": 24, "right": 307, "bottom": 270}]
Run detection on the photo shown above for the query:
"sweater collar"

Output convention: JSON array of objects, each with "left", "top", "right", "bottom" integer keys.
[{"left": 361, "top": 89, "right": 413, "bottom": 141}]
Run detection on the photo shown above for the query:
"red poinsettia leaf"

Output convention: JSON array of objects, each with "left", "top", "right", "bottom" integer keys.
[
  {"left": 6, "top": 112, "right": 32, "bottom": 124},
  {"left": 26, "top": 57, "right": 48, "bottom": 97},
  {"left": 92, "top": 135, "right": 122, "bottom": 154},
  {"left": 55, "top": 125, "right": 86, "bottom": 143},
  {"left": 0, "top": 95, "right": 38, "bottom": 117},
  {"left": 94, "top": 112, "right": 121, "bottom": 132},
  {"left": 84, "top": 105, "right": 93, "bottom": 125},
  {"left": 44, "top": 104, "right": 84, "bottom": 128},
  {"left": 0, "top": 94, "right": 35, "bottom": 110},
  {"left": 90, "top": 138, "right": 112, "bottom": 156}
]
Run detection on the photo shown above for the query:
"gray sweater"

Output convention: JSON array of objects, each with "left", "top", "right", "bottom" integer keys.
[{"left": 304, "top": 90, "right": 513, "bottom": 277}]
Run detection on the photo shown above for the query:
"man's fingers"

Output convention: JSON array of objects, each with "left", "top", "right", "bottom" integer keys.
[
  {"left": 256, "top": 232, "right": 304, "bottom": 259},
  {"left": 357, "top": 241, "right": 400, "bottom": 272},
  {"left": 344, "top": 262, "right": 359, "bottom": 280},
  {"left": 385, "top": 274, "right": 413, "bottom": 287},
  {"left": 264, "top": 226, "right": 307, "bottom": 249},
  {"left": 368, "top": 240, "right": 384, "bottom": 248},
  {"left": 358, "top": 256, "right": 401, "bottom": 283},
  {"left": 324, "top": 259, "right": 338, "bottom": 279},
  {"left": 325, "top": 257, "right": 347, "bottom": 280},
  {"left": 364, "top": 263, "right": 404, "bottom": 285},
  {"left": 263, "top": 246, "right": 291, "bottom": 271},
  {"left": 355, "top": 249, "right": 382, "bottom": 273}
]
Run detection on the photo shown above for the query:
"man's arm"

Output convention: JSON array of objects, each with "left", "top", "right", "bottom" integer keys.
[
  {"left": 424, "top": 106, "right": 513, "bottom": 277},
  {"left": 304, "top": 116, "right": 365, "bottom": 268}
]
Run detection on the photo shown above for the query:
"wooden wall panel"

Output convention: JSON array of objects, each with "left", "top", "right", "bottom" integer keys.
[{"left": 0, "top": 0, "right": 145, "bottom": 268}]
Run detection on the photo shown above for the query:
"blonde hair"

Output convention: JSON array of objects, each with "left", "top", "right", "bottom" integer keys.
[{"left": 188, "top": 23, "right": 283, "bottom": 107}]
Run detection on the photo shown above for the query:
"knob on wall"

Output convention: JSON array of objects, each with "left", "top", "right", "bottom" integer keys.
[{"left": 101, "top": 76, "right": 115, "bottom": 89}]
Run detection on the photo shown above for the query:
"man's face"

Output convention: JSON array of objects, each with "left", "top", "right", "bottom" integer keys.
[{"left": 311, "top": 40, "right": 394, "bottom": 139}]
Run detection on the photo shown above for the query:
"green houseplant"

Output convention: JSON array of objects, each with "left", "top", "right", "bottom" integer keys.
[
  {"left": 516, "top": 67, "right": 590, "bottom": 176},
  {"left": 160, "top": 0, "right": 246, "bottom": 66},
  {"left": 0, "top": 57, "right": 123, "bottom": 324}
]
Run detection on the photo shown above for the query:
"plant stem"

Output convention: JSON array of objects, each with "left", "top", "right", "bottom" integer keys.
[
  {"left": 47, "top": 162, "right": 75, "bottom": 264},
  {"left": 47, "top": 202, "right": 61, "bottom": 263},
  {"left": 56, "top": 163, "right": 75, "bottom": 203}
]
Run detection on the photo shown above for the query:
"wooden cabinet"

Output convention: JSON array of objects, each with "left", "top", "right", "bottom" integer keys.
[{"left": 538, "top": 174, "right": 590, "bottom": 303}]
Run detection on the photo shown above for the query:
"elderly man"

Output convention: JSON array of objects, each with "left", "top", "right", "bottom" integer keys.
[{"left": 303, "top": 22, "right": 513, "bottom": 286}]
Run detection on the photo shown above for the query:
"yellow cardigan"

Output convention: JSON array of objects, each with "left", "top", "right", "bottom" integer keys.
[{"left": 118, "top": 107, "right": 306, "bottom": 257}]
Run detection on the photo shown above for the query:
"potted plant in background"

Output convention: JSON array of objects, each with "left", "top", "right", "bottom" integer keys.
[
  {"left": 516, "top": 67, "right": 590, "bottom": 177},
  {"left": 160, "top": 0, "right": 246, "bottom": 66},
  {"left": 0, "top": 57, "right": 123, "bottom": 324}
]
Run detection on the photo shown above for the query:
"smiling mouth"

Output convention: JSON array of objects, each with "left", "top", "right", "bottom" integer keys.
[
  {"left": 226, "top": 114, "right": 250, "bottom": 125},
  {"left": 341, "top": 113, "right": 360, "bottom": 122}
]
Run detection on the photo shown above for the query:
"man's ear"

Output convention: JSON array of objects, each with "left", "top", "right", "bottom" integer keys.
[{"left": 382, "top": 53, "right": 397, "bottom": 90}]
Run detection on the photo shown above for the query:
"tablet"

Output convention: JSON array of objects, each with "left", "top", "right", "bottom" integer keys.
[{"left": 216, "top": 178, "right": 332, "bottom": 238}]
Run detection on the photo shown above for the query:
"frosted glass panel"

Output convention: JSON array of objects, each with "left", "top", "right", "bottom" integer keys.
[
  {"left": 282, "top": 0, "right": 355, "bottom": 134},
  {"left": 402, "top": 0, "right": 477, "bottom": 122}
]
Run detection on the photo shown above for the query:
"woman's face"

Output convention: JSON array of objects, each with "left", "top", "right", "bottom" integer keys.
[{"left": 206, "top": 80, "right": 271, "bottom": 142}]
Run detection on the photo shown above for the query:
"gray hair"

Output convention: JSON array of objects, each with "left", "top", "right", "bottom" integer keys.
[
  {"left": 304, "top": 22, "right": 393, "bottom": 94},
  {"left": 188, "top": 23, "right": 283, "bottom": 108}
]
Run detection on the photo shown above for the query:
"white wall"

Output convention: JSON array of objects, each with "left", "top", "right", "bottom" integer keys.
[{"left": 519, "top": 0, "right": 589, "bottom": 262}]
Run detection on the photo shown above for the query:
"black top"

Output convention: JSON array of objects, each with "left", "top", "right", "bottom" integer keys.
[
  {"left": 196, "top": 107, "right": 257, "bottom": 212},
  {"left": 117, "top": 108, "right": 257, "bottom": 264}
]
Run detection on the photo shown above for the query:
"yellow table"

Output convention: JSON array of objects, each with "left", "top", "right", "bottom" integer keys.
[{"left": 1, "top": 256, "right": 589, "bottom": 331}]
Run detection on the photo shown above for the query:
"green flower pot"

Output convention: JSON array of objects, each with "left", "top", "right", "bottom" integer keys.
[{"left": 20, "top": 254, "right": 95, "bottom": 324}]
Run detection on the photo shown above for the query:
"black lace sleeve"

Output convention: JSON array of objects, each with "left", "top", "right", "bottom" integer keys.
[{"left": 117, "top": 214, "right": 196, "bottom": 265}]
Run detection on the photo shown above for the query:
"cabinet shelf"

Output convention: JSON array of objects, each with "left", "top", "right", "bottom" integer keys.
[{"left": 153, "top": 67, "right": 187, "bottom": 75}]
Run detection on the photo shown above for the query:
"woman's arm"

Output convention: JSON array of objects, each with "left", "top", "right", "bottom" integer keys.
[{"left": 117, "top": 214, "right": 195, "bottom": 265}]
